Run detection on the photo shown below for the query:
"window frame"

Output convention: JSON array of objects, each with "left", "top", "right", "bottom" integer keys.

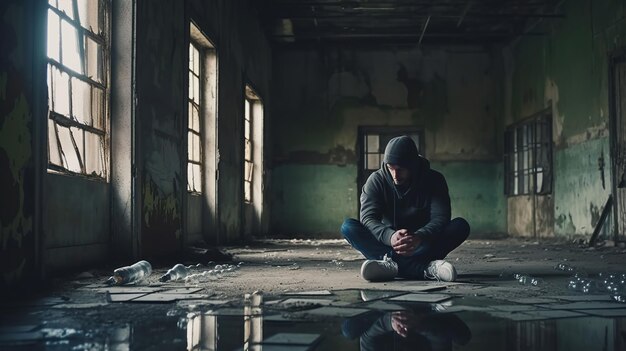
[
  {"left": 187, "top": 40, "right": 203, "bottom": 194},
  {"left": 504, "top": 109, "right": 553, "bottom": 196},
  {"left": 46, "top": 0, "right": 111, "bottom": 181},
  {"left": 243, "top": 86, "right": 260, "bottom": 204}
]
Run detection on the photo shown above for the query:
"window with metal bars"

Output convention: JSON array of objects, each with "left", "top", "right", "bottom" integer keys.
[
  {"left": 46, "top": 0, "right": 109, "bottom": 179},
  {"left": 244, "top": 95, "right": 253, "bottom": 203},
  {"left": 504, "top": 111, "right": 553, "bottom": 195},
  {"left": 187, "top": 22, "right": 216, "bottom": 194}
]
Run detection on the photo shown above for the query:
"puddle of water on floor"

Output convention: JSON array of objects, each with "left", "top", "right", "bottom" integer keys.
[{"left": 1, "top": 289, "right": 625, "bottom": 350}]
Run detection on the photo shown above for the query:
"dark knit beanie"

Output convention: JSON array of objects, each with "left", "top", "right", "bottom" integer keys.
[{"left": 383, "top": 135, "right": 418, "bottom": 169}]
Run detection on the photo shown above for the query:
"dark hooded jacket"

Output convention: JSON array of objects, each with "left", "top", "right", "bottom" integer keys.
[{"left": 359, "top": 135, "right": 451, "bottom": 246}]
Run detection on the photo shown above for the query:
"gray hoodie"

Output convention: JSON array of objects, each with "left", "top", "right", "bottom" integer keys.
[{"left": 359, "top": 135, "right": 451, "bottom": 245}]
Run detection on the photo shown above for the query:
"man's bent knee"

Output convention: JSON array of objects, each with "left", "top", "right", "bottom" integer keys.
[{"left": 341, "top": 218, "right": 361, "bottom": 238}]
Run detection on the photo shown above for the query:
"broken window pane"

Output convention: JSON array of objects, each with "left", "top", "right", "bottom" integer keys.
[
  {"left": 84, "top": 132, "right": 104, "bottom": 176},
  {"left": 52, "top": 66, "right": 70, "bottom": 116},
  {"left": 85, "top": 36, "right": 102, "bottom": 82},
  {"left": 91, "top": 86, "right": 104, "bottom": 129},
  {"left": 57, "top": 125, "right": 82, "bottom": 173},
  {"left": 57, "top": 0, "right": 73, "bottom": 18},
  {"left": 48, "top": 120, "right": 62, "bottom": 166},
  {"left": 61, "top": 19, "right": 82, "bottom": 73},
  {"left": 77, "top": 0, "right": 100, "bottom": 33},
  {"left": 71, "top": 77, "right": 90, "bottom": 125},
  {"left": 47, "top": 9, "right": 60, "bottom": 61}
]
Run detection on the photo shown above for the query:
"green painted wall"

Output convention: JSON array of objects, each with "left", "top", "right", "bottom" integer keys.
[
  {"left": 506, "top": 0, "right": 625, "bottom": 237},
  {"left": 271, "top": 165, "right": 358, "bottom": 235},
  {"left": 432, "top": 161, "right": 506, "bottom": 235},
  {"left": 554, "top": 137, "right": 611, "bottom": 235}
]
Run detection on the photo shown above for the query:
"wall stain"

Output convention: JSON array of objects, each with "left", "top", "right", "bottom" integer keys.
[
  {"left": 555, "top": 212, "right": 577, "bottom": 234},
  {"left": 589, "top": 202, "right": 600, "bottom": 229},
  {"left": 142, "top": 174, "right": 181, "bottom": 256},
  {"left": 275, "top": 145, "right": 357, "bottom": 166}
]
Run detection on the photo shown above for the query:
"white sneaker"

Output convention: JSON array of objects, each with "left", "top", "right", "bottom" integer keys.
[
  {"left": 361, "top": 254, "right": 398, "bottom": 282},
  {"left": 424, "top": 260, "right": 457, "bottom": 282}
]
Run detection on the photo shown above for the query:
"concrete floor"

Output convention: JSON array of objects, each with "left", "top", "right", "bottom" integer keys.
[{"left": 2, "top": 238, "right": 626, "bottom": 350}]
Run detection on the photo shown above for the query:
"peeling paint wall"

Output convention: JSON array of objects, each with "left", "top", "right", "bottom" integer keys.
[
  {"left": 505, "top": 0, "right": 622, "bottom": 237},
  {"left": 554, "top": 138, "right": 612, "bottom": 236},
  {"left": 136, "top": 0, "right": 272, "bottom": 254},
  {"left": 271, "top": 47, "right": 506, "bottom": 237},
  {"left": 0, "top": 0, "right": 42, "bottom": 291},
  {"left": 136, "top": 0, "right": 185, "bottom": 256}
]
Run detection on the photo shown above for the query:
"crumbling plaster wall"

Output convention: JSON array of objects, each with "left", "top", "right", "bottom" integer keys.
[
  {"left": 505, "top": 0, "right": 623, "bottom": 237},
  {"left": 271, "top": 47, "right": 505, "bottom": 237}
]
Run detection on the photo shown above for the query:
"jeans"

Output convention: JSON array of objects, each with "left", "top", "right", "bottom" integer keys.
[{"left": 340, "top": 217, "right": 470, "bottom": 279}]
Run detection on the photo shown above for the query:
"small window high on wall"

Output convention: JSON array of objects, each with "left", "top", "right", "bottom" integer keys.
[
  {"left": 46, "top": 0, "right": 110, "bottom": 179},
  {"left": 504, "top": 110, "right": 553, "bottom": 195},
  {"left": 244, "top": 86, "right": 263, "bottom": 204},
  {"left": 187, "top": 22, "right": 216, "bottom": 194}
]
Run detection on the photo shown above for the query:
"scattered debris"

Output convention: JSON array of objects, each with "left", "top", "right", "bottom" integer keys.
[{"left": 106, "top": 260, "right": 152, "bottom": 286}]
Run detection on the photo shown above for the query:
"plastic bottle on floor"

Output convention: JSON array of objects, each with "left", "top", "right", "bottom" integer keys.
[
  {"left": 106, "top": 260, "right": 152, "bottom": 285},
  {"left": 159, "top": 263, "right": 190, "bottom": 282},
  {"left": 517, "top": 274, "right": 541, "bottom": 286}
]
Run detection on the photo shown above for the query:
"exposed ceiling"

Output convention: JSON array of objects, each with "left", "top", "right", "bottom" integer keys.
[{"left": 256, "top": 0, "right": 563, "bottom": 46}]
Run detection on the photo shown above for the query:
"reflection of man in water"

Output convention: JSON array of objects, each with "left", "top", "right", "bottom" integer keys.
[{"left": 342, "top": 306, "right": 471, "bottom": 351}]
